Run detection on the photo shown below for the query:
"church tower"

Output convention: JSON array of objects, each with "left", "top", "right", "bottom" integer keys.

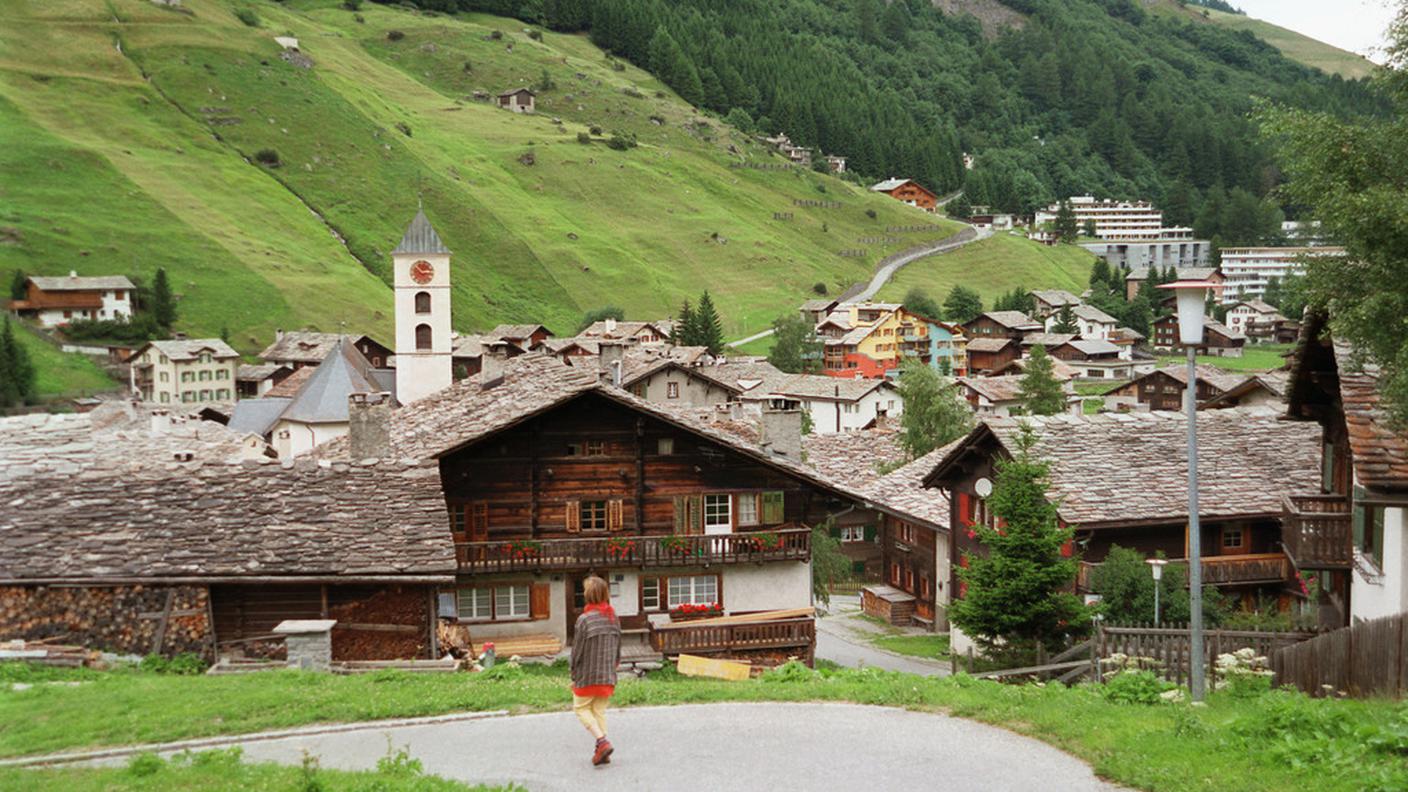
[{"left": 393, "top": 209, "right": 452, "bottom": 404}]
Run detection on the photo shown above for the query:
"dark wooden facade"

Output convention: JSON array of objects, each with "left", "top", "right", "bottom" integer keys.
[
  {"left": 1153, "top": 315, "right": 1245, "bottom": 354},
  {"left": 878, "top": 515, "right": 941, "bottom": 626},
  {"left": 1107, "top": 370, "right": 1227, "bottom": 412},
  {"left": 966, "top": 340, "right": 1020, "bottom": 374},
  {"left": 963, "top": 316, "right": 1031, "bottom": 341}
]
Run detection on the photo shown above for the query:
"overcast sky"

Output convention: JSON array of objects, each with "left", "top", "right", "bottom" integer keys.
[{"left": 1235, "top": 0, "right": 1397, "bottom": 63}]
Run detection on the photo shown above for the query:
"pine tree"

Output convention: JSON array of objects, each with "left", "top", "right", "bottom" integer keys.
[
  {"left": 0, "top": 316, "right": 36, "bottom": 407},
  {"left": 677, "top": 299, "right": 696, "bottom": 346},
  {"left": 1054, "top": 200, "right": 1079, "bottom": 243},
  {"left": 896, "top": 358, "right": 974, "bottom": 459},
  {"left": 694, "top": 290, "right": 724, "bottom": 355},
  {"left": 942, "top": 285, "right": 984, "bottom": 324},
  {"left": 151, "top": 267, "right": 176, "bottom": 330},
  {"left": 1051, "top": 304, "right": 1078, "bottom": 334},
  {"left": 903, "top": 288, "right": 942, "bottom": 321},
  {"left": 1019, "top": 346, "right": 1065, "bottom": 416},
  {"left": 949, "top": 423, "right": 1087, "bottom": 658},
  {"left": 8, "top": 269, "right": 27, "bottom": 301},
  {"left": 1125, "top": 294, "right": 1153, "bottom": 338}
]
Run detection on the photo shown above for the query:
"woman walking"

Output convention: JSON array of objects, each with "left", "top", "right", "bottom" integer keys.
[{"left": 571, "top": 575, "right": 621, "bottom": 766}]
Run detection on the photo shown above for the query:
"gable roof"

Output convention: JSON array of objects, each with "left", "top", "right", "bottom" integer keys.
[
  {"left": 959, "top": 376, "right": 1025, "bottom": 404},
  {"left": 979, "top": 311, "right": 1041, "bottom": 330},
  {"left": 278, "top": 338, "right": 387, "bottom": 425},
  {"left": 870, "top": 178, "right": 913, "bottom": 192},
  {"left": 486, "top": 324, "right": 551, "bottom": 343},
  {"left": 1030, "top": 289, "right": 1082, "bottom": 308},
  {"left": 259, "top": 332, "right": 388, "bottom": 365},
  {"left": 1106, "top": 364, "right": 1247, "bottom": 397},
  {"left": 28, "top": 275, "right": 135, "bottom": 292},
  {"left": 861, "top": 446, "right": 955, "bottom": 531},
  {"left": 1234, "top": 299, "right": 1281, "bottom": 315},
  {"left": 236, "top": 363, "right": 291, "bottom": 383},
  {"left": 498, "top": 87, "right": 535, "bottom": 98},
  {"left": 1058, "top": 339, "right": 1122, "bottom": 357},
  {"left": 1200, "top": 372, "right": 1290, "bottom": 409},
  {"left": 130, "top": 338, "right": 239, "bottom": 363},
  {"left": 228, "top": 397, "right": 293, "bottom": 437},
  {"left": 966, "top": 337, "right": 1016, "bottom": 353},
  {"left": 802, "top": 428, "right": 906, "bottom": 488},
  {"left": 392, "top": 209, "right": 450, "bottom": 256},
  {"left": 992, "top": 357, "right": 1081, "bottom": 382},
  {"left": 925, "top": 408, "right": 1320, "bottom": 527},
  {"left": 577, "top": 320, "right": 673, "bottom": 340},
  {"left": 1072, "top": 304, "right": 1119, "bottom": 324},
  {"left": 0, "top": 458, "right": 455, "bottom": 584}
]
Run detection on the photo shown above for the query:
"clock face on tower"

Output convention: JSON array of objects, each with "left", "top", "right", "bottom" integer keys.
[{"left": 409, "top": 260, "right": 435, "bottom": 285}]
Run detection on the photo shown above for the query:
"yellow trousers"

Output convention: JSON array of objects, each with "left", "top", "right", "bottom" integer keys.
[{"left": 572, "top": 694, "right": 610, "bottom": 739}]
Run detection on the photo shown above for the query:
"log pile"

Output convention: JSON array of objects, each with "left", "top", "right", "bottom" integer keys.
[
  {"left": 0, "top": 639, "right": 96, "bottom": 667},
  {"left": 0, "top": 584, "right": 214, "bottom": 659},
  {"left": 328, "top": 585, "right": 431, "bottom": 661}
]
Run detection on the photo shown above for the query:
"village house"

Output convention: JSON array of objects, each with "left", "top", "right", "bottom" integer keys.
[
  {"left": 577, "top": 318, "right": 672, "bottom": 345},
  {"left": 1045, "top": 304, "right": 1119, "bottom": 341},
  {"left": 1047, "top": 338, "right": 1139, "bottom": 380},
  {"left": 858, "top": 448, "right": 954, "bottom": 630},
  {"left": 957, "top": 375, "right": 1079, "bottom": 417},
  {"left": 236, "top": 363, "right": 293, "bottom": 399},
  {"left": 817, "top": 302, "right": 967, "bottom": 379},
  {"left": 869, "top": 178, "right": 939, "bottom": 212},
  {"left": 749, "top": 374, "right": 904, "bottom": 435},
  {"left": 1153, "top": 314, "right": 1246, "bottom": 357},
  {"left": 128, "top": 338, "right": 240, "bottom": 405},
  {"left": 8, "top": 273, "right": 136, "bottom": 327},
  {"left": 1101, "top": 364, "right": 1248, "bottom": 412},
  {"left": 962, "top": 310, "right": 1044, "bottom": 341},
  {"left": 967, "top": 206, "right": 1015, "bottom": 231},
  {"left": 484, "top": 323, "right": 553, "bottom": 353},
  {"left": 1028, "top": 289, "right": 1083, "bottom": 318},
  {"left": 1201, "top": 371, "right": 1290, "bottom": 410},
  {"left": 619, "top": 345, "right": 737, "bottom": 407},
  {"left": 1225, "top": 299, "right": 1299, "bottom": 343},
  {"left": 801, "top": 428, "right": 908, "bottom": 579},
  {"left": 825, "top": 155, "right": 847, "bottom": 173},
  {"left": 1219, "top": 246, "right": 1344, "bottom": 302},
  {"left": 497, "top": 87, "right": 535, "bottom": 113},
  {"left": 924, "top": 408, "right": 1325, "bottom": 641},
  {"left": 1285, "top": 313, "right": 1406, "bottom": 624},
  {"left": 964, "top": 337, "right": 1020, "bottom": 375},
  {"left": 991, "top": 355, "right": 1082, "bottom": 383},
  {"left": 259, "top": 331, "right": 394, "bottom": 370},
  {"left": 798, "top": 298, "right": 840, "bottom": 326},
  {"left": 1126, "top": 266, "right": 1224, "bottom": 301}
]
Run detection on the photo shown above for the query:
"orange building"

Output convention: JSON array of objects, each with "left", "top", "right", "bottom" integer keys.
[{"left": 869, "top": 178, "right": 939, "bottom": 212}]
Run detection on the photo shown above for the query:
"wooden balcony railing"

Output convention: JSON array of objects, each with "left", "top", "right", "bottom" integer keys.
[
  {"left": 650, "top": 616, "right": 815, "bottom": 661},
  {"left": 455, "top": 528, "right": 811, "bottom": 574},
  {"left": 1079, "top": 553, "right": 1293, "bottom": 591},
  {"left": 1283, "top": 493, "right": 1353, "bottom": 569}
]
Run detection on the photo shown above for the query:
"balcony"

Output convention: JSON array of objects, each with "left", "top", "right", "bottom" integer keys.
[
  {"left": 650, "top": 615, "right": 815, "bottom": 663},
  {"left": 455, "top": 527, "right": 812, "bottom": 574},
  {"left": 1282, "top": 494, "right": 1353, "bottom": 569},
  {"left": 1078, "top": 553, "right": 1293, "bottom": 591}
]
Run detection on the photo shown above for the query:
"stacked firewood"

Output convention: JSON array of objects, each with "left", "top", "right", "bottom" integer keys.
[
  {"left": 0, "top": 639, "right": 97, "bottom": 667},
  {"left": 0, "top": 584, "right": 213, "bottom": 659}
]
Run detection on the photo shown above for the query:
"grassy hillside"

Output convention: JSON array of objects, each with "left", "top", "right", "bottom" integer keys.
[
  {"left": 1149, "top": 1, "right": 1377, "bottom": 80},
  {"left": 0, "top": 0, "right": 956, "bottom": 351},
  {"left": 11, "top": 325, "right": 118, "bottom": 399},
  {"left": 877, "top": 233, "right": 1096, "bottom": 308}
]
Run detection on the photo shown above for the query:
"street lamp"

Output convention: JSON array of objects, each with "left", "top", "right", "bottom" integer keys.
[
  {"left": 1146, "top": 558, "right": 1168, "bottom": 625},
  {"left": 1158, "top": 278, "right": 1215, "bottom": 702}
]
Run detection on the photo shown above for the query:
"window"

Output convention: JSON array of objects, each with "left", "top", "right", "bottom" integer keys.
[
  {"left": 495, "top": 585, "right": 531, "bottom": 619},
  {"left": 657, "top": 437, "right": 674, "bottom": 455},
  {"left": 898, "top": 522, "right": 916, "bottom": 544},
  {"left": 182, "top": 392, "right": 194, "bottom": 403},
  {"left": 115, "top": 291, "right": 125, "bottom": 301},
  {"left": 585, "top": 440, "right": 605, "bottom": 456},
  {"left": 1321, "top": 440, "right": 1337, "bottom": 494},
  {"left": 1221, "top": 527, "right": 1245, "bottom": 552},
  {"left": 159, "top": 392, "right": 169, "bottom": 404},
  {"left": 199, "top": 370, "right": 211, "bottom": 381},
  {"left": 1355, "top": 502, "right": 1386, "bottom": 569},
  {"left": 840, "top": 525, "right": 866, "bottom": 542},
  {"left": 667, "top": 575, "right": 718, "bottom": 607},
  {"left": 200, "top": 354, "right": 211, "bottom": 364},
  {"left": 216, "top": 369, "right": 229, "bottom": 380},
  {"left": 641, "top": 577, "right": 661, "bottom": 611},
  {"left": 736, "top": 493, "right": 759, "bottom": 527},
  {"left": 703, "top": 494, "right": 731, "bottom": 530},
  {"left": 667, "top": 382, "right": 680, "bottom": 399},
  {"left": 580, "top": 500, "right": 608, "bottom": 531},
  {"left": 199, "top": 390, "right": 211, "bottom": 402},
  {"left": 415, "top": 291, "right": 431, "bottom": 314},
  {"left": 159, "top": 372, "right": 169, "bottom": 383},
  {"left": 181, "top": 371, "right": 194, "bottom": 383},
  {"left": 761, "top": 491, "right": 785, "bottom": 524},
  {"left": 415, "top": 323, "right": 433, "bottom": 351},
  {"left": 890, "top": 562, "right": 901, "bottom": 586},
  {"left": 457, "top": 588, "right": 492, "bottom": 620},
  {"left": 216, "top": 389, "right": 230, "bottom": 400}
]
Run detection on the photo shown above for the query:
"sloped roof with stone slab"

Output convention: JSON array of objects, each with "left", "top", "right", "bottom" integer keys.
[
  {"left": 802, "top": 428, "right": 906, "bottom": 487},
  {"left": 278, "top": 338, "right": 385, "bottom": 424},
  {"left": 862, "top": 444, "right": 957, "bottom": 530},
  {"left": 28, "top": 275, "right": 135, "bottom": 292},
  {"left": 1334, "top": 343, "right": 1408, "bottom": 492},
  {"left": 925, "top": 408, "right": 1320, "bottom": 527}
]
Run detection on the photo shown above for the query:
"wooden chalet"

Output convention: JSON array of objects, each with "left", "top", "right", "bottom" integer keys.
[
  {"left": 963, "top": 311, "right": 1044, "bottom": 341},
  {"left": 924, "top": 409, "right": 1323, "bottom": 626},
  {"left": 1285, "top": 313, "right": 1405, "bottom": 625},
  {"left": 1103, "top": 364, "right": 1247, "bottom": 412},
  {"left": 870, "top": 178, "right": 939, "bottom": 212},
  {"left": 1201, "top": 372, "right": 1289, "bottom": 410},
  {"left": 260, "top": 331, "right": 394, "bottom": 370},
  {"left": 497, "top": 87, "right": 535, "bottom": 113},
  {"left": 859, "top": 449, "right": 953, "bottom": 629},
  {"left": 965, "top": 338, "right": 1020, "bottom": 375},
  {"left": 1153, "top": 314, "right": 1246, "bottom": 357}
]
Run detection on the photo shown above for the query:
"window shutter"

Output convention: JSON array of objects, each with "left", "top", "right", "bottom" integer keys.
[
  {"left": 761, "top": 491, "right": 784, "bottom": 524},
  {"left": 437, "top": 592, "right": 458, "bottom": 619},
  {"left": 608, "top": 499, "right": 624, "bottom": 531},
  {"left": 689, "top": 495, "right": 704, "bottom": 535},
  {"left": 1351, "top": 485, "right": 1367, "bottom": 549},
  {"left": 530, "top": 583, "right": 551, "bottom": 620},
  {"left": 565, "top": 500, "right": 581, "bottom": 533},
  {"left": 863, "top": 525, "right": 878, "bottom": 542},
  {"left": 673, "top": 496, "right": 688, "bottom": 535},
  {"left": 828, "top": 523, "right": 841, "bottom": 539}
]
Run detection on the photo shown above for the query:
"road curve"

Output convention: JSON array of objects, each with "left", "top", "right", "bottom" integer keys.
[{"left": 114, "top": 703, "right": 1129, "bottom": 792}]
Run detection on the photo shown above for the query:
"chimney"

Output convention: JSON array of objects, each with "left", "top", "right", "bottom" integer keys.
[
  {"left": 275, "top": 328, "right": 285, "bottom": 341},
  {"left": 598, "top": 342, "right": 625, "bottom": 384},
  {"left": 759, "top": 408, "right": 803, "bottom": 460},
  {"left": 604, "top": 317, "right": 617, "bottom": 334},
  {"left": 479, "top": 353, "right": 504, "bottom": 389},
  {"left": 150, "top": 409, "right": 170, "bottom": 434},
  {"left": 347, "top": 391, "right": 393, "bottom": 459}
]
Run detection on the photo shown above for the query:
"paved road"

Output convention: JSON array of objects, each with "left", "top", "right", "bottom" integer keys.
[
  {"left": 125, "top": 703, "right": 1126, "bottom": 791},
  {"left": 815, "top": 595, "right": 951, "bottom": 676},
  {"left": 725, "top": 222, "right": 989, "bottom": 348}
]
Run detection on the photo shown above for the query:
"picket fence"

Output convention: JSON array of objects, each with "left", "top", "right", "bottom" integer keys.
[{"left": 1272, "top": 611, "right": 1408, "bottom": 698}]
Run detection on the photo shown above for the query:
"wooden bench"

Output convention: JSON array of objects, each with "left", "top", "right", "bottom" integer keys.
[{"left": 473, "top": 634, "right": 562, "bottom": 659}]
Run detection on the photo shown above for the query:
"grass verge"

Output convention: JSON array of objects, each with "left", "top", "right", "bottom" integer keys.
[
  {"left": 12, "top": 323, "right": 117, "bottom": 398},
  {"left": 1155, "top": 344, "right": 1293, "bottom": 373},
  {"left": 2, "top": 661, "right": 1405, "bottom": 791},
  {"left": 870, "top": 633, "right": 951, "bottom": 660}
]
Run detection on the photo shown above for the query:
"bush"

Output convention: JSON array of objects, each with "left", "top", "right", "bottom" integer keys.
[
  {"left": 254, "top": 148, "right": 281, "bottom": 167},
  {"left": 395, "top": 121, "right": 412, "bottom": 137},
  {"left": 812, "top": 282, "right": 828, "bottom": 295},
  {"left": 1101, "top": 669, "right": 1176, "bottom": 705},
  {"left": 763, "top": 660, "right": 818, "bottom": 683},
  {"left": 589, "top": 125, "right": 602, "bottom": 135},
  {"left": 138, "top": 653, "right": 207, "bottom": 675},
  {"left": 341, "top": 0, "right": 361, "bottom": 9},
  {"left": 461, "top": 60, "right": 472, "bottom": 73},
  {"left": 576, "top": 132, "right": 591, "bottom": 144},
  {"left": 61, "top": 314, "right": 160, "bottom": 344},
  {"left": 488, "top": 30, "right": 503, "bottom": 40},
  {"left": 527, "top": 29, "right": 543, "bottom": 41},
  {"left": 386, "top": 30, "right": 405, "bottom": 41},
  {"left": 234, "top": 8, "right": 259, "bottom": 27},
  {"left": 127, "top": 753, "right": 164, "bottom": 778},
  {"left": 605, "top": 133, "right": 636, "bottom": 151},
  {"left": 866, "top": 208, "right": 877, "bottom": 219}
]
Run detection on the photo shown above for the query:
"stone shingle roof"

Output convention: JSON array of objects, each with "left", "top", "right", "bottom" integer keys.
[
  {"left": 993, "top": 357, "right": 1081, "bottom": 382},
  {"left": 959, "top": 375, "right": 1025, "bottom": 404},
  {"left": 1111, "top": 364, "right": 1247, "bottom": 396},
  {"left": 862, "top": 445, "right": 955, "bottom": 530},
  {"left": 981, "top": 311, "right": 1041, "bottom": 329},
  {"left": 1072, "top": 304, "right": 1119, "bottom": 324},
  {"left": 0, "top": 458, "right": 455, "bottom": 583},
  {"left": 577, "top": 320, "right": 673, "bottom": 340},
  {"left": 1030, "top": 290, "right": 1082, "bottom": 308},
  {"left": 1334, "top": 343, "right": 1408, "bottom": 492},
  {"left": 802, "top": 428, "right": 906, "bottom": 487},
  {"left": 392, "top": 209, "right": 450, "bottom": 255},
  {"left": 925, "top": 407, "right": 1320, "bottom": 527},
  {"left": 966, "top": 337, "right": 1016, "bottom": 353},
  {"left": 264, "top": 366, "right": 316, "bottom": 398},
  {"left": 236, "top": 363, "right": 290, "bottom": 383},
  {"left": 139, "top": 338, "right": 239, "bottom": 362},
  {"left": 1022, "top": 332, "right": 1077, "bottom": 347},
  {"left": 766, "top": 374, "right": 892, "bottom": 402},
  {"left": 258, "top": 332, "right": 384, "bottom": 365},
  {"left": 486, "top": 324, "right": 550, "bottom": 343},
  {"left": 28, "top": 275, "right": 135, "bottom": 292}
]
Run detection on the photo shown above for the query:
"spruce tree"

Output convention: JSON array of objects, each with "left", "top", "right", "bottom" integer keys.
[
  {"left": 1019, "top": 345, "right": 1065, "bottom": 416},
  {"left": 694, "top": 290, "right": 724, "bottom": 355},
  {"left": 949, "top": 424, "right": 1087, "bottom": 658},
  {"left": 896, "top": 358, "right": 974, "bottom": 459},
  {"left": 1054, "top": 200, "right": 1079, "bottom": 243},
  {"left": 1051, "top": 304, "right": 1078, "bottom": 334},
  {"left": 0, "top": 316, "right": 36, "bottom": 407},
  {"left": 151, "top": 268, "right": 176, "bottom": 330},
  {"left": 677, "top": 299, "right": 696, "bottom": 346},
  {"left": 8, "top": 269, "right": 27, "bottom": 301},
  {"left": 942, "top": 285, "right": 984, "bottom": 324},
  {"left": 1125, "top": 294, "right": 1153, "bottom": 338}
]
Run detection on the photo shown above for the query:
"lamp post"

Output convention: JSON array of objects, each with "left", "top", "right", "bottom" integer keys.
[
  {"left": 1158, "top": 279, "right": 1215, "bottom": 702},
  {"left": 1146, "top": 558, "right": 1168, "bottom": 625}
]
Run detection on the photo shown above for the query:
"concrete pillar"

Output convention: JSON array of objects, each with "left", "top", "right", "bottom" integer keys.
[
  {"left": 760, "top": 408, "right": 803, "bottom": 460},
  {"left": 273, "top": 619, "right": 337, "bottom": 671}
]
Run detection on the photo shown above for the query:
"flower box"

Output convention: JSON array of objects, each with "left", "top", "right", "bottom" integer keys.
[{"left": 669, "top": 602, "right": 724, "bottom": 621}]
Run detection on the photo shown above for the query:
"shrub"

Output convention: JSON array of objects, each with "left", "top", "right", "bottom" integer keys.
[
  {"left": 589, "top": 125, "right": 602, "bottom": 135},
  {"left": 341, "top": 0, "right": 361, "bottom": 9},
  {"left": 866, "top": 208, "right": 877, "bottom": 219},
  {"left": 763, "top": 660, "right": 818, "bottom": 683},
  {"left": 1101, "top": 669, "right": 1176, "bottom": 705},
  {"left": 605, "top": 133, "right": 636, "bottom": 151},
  {"left": 527, "top": 29, "right": 543, "bottom": 41},
  {"left": 127, "top": 753, "right": 164, "bottom": 778},
  {"left": 612, "top": 61, "right": 625, "bottom": 71},
  {"left": 354, "top": 13, "right": 364, "bottom": 23},
  {"left": 488, "top": 30, "right": 503, "bottom": 40},
  {"left": 461, "top": 60, "right": 472, "bottom": 73},
  {"left": 812, "top": 282, "right": 828, "bottom": 295},
  {"left": 253, "top": 148, "right": 281, "bottom": 167},
  {"left": 395, "top": 121, "right": 412, "bottom": 137},
  {"left": 234, "top": 8, "right": 259, "bottom": 27},
  {"left": 576, "top": 132, "right": 591, "bottom": 144},
  {"left": 386, "top": 30, "right": 405, "bottom": 41},
  {"left": 138, "top": 653, "right": 207, "bottom": 675}
]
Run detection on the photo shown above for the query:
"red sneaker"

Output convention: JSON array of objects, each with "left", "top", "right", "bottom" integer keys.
[{"left": 592, "top": 739, "right": 614, "bottom": 766}]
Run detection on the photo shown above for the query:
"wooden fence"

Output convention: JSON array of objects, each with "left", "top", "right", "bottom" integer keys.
[
  {"left": 1096, "top": 623, "right": 1315, "bottom": 686},
  {"left": 1273, "top": 612, "right": 1408, "bottom": 698}
]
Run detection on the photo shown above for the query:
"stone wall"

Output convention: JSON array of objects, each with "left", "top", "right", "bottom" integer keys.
[{"left": 0, "top": 584, "right": 214, "bottom": 659}]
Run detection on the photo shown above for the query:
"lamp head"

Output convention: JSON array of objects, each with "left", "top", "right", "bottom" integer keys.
[
  {"left": 1158, "top": 280, "right": 1215, "bottom": 346},
  {"left": 1146, "top": 557, "right": 1169, "bottom": 581}
]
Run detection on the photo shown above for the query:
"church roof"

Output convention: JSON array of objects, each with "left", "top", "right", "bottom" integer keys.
[
  {"left": 279, "top": 338, "right": 388, "bottom": 425},
  {"left": 393, "top": 209, "right": 450, "bottom": 256}
]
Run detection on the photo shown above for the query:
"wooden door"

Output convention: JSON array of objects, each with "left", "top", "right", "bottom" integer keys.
[{"left": 565, "top": 575, "right": 586, "bottom": 640}]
